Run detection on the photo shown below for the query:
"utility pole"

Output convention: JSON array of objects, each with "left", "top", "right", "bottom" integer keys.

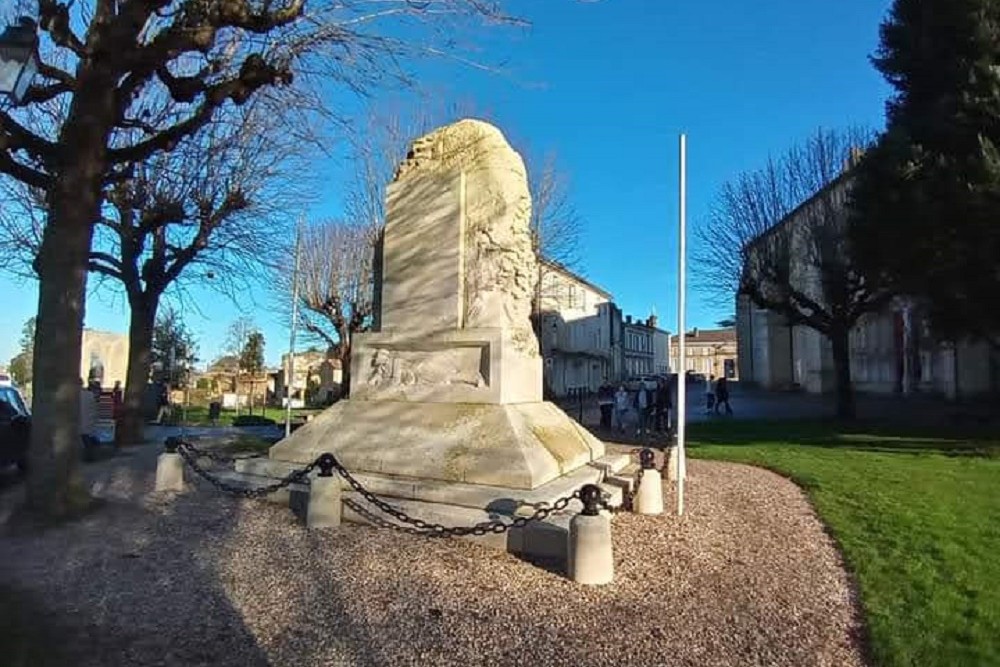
[
  {"left": 285, "top": 218, "right": 304, "bottom": 438},
  {"left": 677, "top": 134, "right": 688, "bottom": 516}
]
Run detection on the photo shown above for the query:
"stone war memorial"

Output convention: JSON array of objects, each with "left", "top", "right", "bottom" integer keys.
[{"left": 239, "top": 119, "right": 628, "bottom": 557}]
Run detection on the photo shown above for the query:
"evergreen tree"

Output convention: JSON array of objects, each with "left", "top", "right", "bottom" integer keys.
[
  {"left": 8, "top": 318, "right": 36, "bottom": 385},
  {"left": 851, "top": 0, "right": 1000, "bottom": 342},
  {"left": 150, "top": 309, "right": 199, "bottom": 387}
]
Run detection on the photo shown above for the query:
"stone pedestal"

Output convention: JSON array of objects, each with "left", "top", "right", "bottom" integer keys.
[
  {"left": 568, "top": 514, "right": 614, "bottom": 585},
  {"left": 635, "top": 469, "right": 664, "bottom": 515},
  {"left": 307, "top": 475, "right": 342, "bottom": 529},
  {"left": 155, "top": 453, "right": 184, "bottom": 492}
]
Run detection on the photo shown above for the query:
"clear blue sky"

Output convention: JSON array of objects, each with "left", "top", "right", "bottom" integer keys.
[{"left": 0, "top": 0, "right": 893, "bottom": 368}]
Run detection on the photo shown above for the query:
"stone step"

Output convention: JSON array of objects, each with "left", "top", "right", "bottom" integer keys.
[
  {"left": 235, "top": 457, "right": 604, "bottom": 511},
  {"left": 587, "top": 453, "right": 631, "bottom": 475}
]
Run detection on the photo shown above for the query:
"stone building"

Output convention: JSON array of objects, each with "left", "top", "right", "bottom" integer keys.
[
  {"left": 737, "top": 174, "right": 999, "bottom": 398},
  {"left": 80, "top": 329, "right": 129, "bottom": 389},
  {"left": 271, "top": 350, "right": 343, "bottom": 406},
  {"left": 670, "top": 328, "right": 737, "bottom": 379},
  {"left": 537, "top": 260, "right": 618, "bottom": 396},
  {"left": 621, "top": 314, "right": 669, "bottom": 378}
]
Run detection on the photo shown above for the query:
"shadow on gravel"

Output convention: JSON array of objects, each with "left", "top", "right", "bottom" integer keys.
[{"left": 0, "top": 490, "right": 274, "bottom": 667}]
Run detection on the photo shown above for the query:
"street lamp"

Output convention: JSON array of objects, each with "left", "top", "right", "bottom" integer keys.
[{"left": 0, "top": 18, "right": 40, "bottom": 105}]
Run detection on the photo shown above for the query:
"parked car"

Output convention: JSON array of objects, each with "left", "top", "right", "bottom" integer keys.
[{"left": 0, "top": 385, "right": 30, "bottom": 472}]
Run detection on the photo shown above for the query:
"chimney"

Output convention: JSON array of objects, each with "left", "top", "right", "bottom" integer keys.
[
  {"left": 626, "top": 315, "right": 632, "bottom": 324},
  {"left": 648, "top": 314, "right": 658, "bottom": 329},
  {"left": 692, "top": 327, "right": 699, "bottom": 338}
]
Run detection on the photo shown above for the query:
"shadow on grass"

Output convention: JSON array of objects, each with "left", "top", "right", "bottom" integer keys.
[{"left": 687, "top": 419, "right": 1000, "bottom": 458}]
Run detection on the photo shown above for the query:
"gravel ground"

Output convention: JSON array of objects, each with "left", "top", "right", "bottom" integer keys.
[{"left": 0, "top": 444, "right": 868, "bottom": 667}]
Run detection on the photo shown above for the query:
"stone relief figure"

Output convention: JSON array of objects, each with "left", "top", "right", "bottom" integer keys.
[{"left": 366, "top": 348, "right": 485, "bottom": 390}]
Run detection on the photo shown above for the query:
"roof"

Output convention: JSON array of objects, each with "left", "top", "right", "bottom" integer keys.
[
  {"left": 671, "top": 328, "right": 736, "bottom": 344},
  {"left": 745, "top": 169, "right": 853, "bottom": 251},
  {"left": 540, "top": 258, "right": 614, "bottom": 300}
]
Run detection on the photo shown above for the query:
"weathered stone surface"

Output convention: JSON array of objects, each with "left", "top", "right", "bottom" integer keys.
[
  {"left": 270, "top": 118, "right": 604, "bottom": 523},
  {"left": 269, "top": 398, "right": 604, "bottom": 490},
  {"left": 568, "top": 513, "right": 614, "bottom": 585},
  {"left": 635, "top": 468, "right": 664, "bottom": 515},
  {"left": 307, "top": 475, "right": 342, "bottom": 529},
  {"left": 155, "top": 453, "right": 184, "bottom": 493}
]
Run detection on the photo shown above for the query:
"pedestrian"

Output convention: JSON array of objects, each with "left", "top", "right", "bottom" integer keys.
[
  {"left": 154, "top": 381, "right": 170, "bottom": 424},
  {"left": 597, "top": 384, "right": 614, "bottom": 430},
  {"left": 705, "top": 374, "right": 715, "bottom": 415},
  {"left": 655, "top": 378, "right": 672, "bottom": 434},
  {"left": 614, "top": 384, "right": 630, "bottom": 434},
  {"left": 715, "top": 376, "right": 733, "bottom": 416},
  {"left": 635, "top": 383, "right": 654, "bottom": 437}
]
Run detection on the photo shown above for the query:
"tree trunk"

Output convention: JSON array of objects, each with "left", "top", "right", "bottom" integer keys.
[
  {"left": 830, "top": 325, "right": 856, "bottom": 420},
  {"left": 338, "top": 328, "right": 353, "bottom": 399},
  {"left": 120, "top": 296, "right": 157, "bottom": 445},
  {"left": 25, "top": 67, "right": 117, "bottom": 518},
  {"left": 339, "top": 344, "right": 352, "bottom": 399}
]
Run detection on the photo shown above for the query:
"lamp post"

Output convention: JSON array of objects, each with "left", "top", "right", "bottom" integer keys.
[{"left": 0, "top": 17, "right": 40, "bottom": 105}]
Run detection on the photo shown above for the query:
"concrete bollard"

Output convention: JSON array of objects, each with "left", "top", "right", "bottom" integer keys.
[
  {"left": 307, "top": 453, "right": 342, "bottom": 529},
  {"left": 155, "top": 452, "right": 185, "bottom": 492},
  {"left": 634, "top": 449, "right": 663, "bottom": 515},
  {"left": 568, "top": 484, "right": 614, "bottom": 585}
]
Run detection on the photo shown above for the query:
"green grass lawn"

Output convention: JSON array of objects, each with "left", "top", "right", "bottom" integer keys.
[
  {"left": 170, "top": 404, "right": 323, "bottom": 426},
  {"left": 688, "top": 419, "right": 1000, "bottom": 667}
]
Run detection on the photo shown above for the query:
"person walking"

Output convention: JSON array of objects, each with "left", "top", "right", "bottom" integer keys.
[
  {"left": 597, "top": 384, "right": 614, "bottom": 430},
  {"left": 705, "top": 374, "right": 716, "bottom": 415},
  {"left": 154, "top": 381, "right": 170, "bottom": 425},
  {"left": 635, "top": 382, "right": 655, "bottom": 437},
  {"left": 715, "top": 376, "right": 733, "bottom": 416},
  {"left": 655, "top": 378, "right": 672, "bottom": 434},
  {"left": 614, "top": 384, "right": 630, "bottom": 434}
]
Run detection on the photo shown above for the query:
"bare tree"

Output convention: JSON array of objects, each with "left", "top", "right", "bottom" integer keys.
[
  {"left": 3, "top": 103, "right": 303, "bottom": 443},
  {"left": 0, "top": 0, "right": 521, "bottom": 516},
  {"left": 693, "top": 128, "right": 888, "bottom": 419},
  {"left": 528, "top": 151, "right": 584, "bottom": 338},
  {"left": 272, "top": 104, "right": 435, "bottom": 396}
]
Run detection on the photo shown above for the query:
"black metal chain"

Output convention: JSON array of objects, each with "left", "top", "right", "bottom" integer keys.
[
  {"left": 323, "top": 451, "right": 581, "bottom": 537},
  {"left": 176, "top": 442, "right": 315, "bottom": 499},
  {"left": 172, "top": 438, "right": 598, "bottom": 535},
  {"left": 175, "top": 440, "right": 265, "bottom": 464}
]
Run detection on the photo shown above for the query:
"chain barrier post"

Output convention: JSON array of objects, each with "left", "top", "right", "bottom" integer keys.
[
  {"left": 634, "top": 448, "right": 664, "bottom": 515},
  {"left": 568, "top": 484, "right": 614, "bottom": 585},
  {"left": 155, "top": 437, "right": 185, "bottom": 492},
  {"left": 307, "top": 453, "right": 342, "bottom": 529}
]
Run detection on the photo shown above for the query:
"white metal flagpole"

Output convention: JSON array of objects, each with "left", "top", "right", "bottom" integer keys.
[
  {"left": 284, "top": 218, "right": 304, "bottom": 439},
  {"left": 677, "top": 134, "right": 688, "bottom": 516}
]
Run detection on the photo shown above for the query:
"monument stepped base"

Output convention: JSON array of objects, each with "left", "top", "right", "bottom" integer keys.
[
  {"left": 267, "top": 399, "right": 606, "bottom": 490},
  {"left": 221, "top": 453, "right": 629, "bottom": 563}
]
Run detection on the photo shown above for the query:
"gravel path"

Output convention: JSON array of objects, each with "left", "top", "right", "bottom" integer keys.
[{"left": 0, "top": 444, "right": 868, "bottom": 667}]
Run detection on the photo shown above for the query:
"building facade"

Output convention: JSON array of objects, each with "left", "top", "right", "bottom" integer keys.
[
  {"left": 80, "top": 329, "right": 129, "bottom": 389},
  {"left": 670, "top": 328, "right": 738, "bottom": 379},
  {"left": 620, "top": 314, "right": 669, "bottom": 377},
  {"left": 538, "top": 261, "right": 617, "bottom": 396},
  {"left": 272, "top": 350, "right": 343, "bottom": 406},
  {"left": 736, "top": 173, "right": 999, "bottom": 398}
]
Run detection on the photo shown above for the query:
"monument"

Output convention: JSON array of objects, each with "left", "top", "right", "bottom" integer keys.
[{"left": 243, "top": 120, "right": 624, "bottom": 547}]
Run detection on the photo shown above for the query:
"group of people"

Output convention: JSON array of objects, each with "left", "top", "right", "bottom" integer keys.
[
  {"left": 595, "top": 373, "right": 735, "bottom": 437},
  {"left": 704, "top": 374, "right": 733, "bottom": 416},
  {"left": 597, "top": 379, "right": 673, "bottom": 437}
]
